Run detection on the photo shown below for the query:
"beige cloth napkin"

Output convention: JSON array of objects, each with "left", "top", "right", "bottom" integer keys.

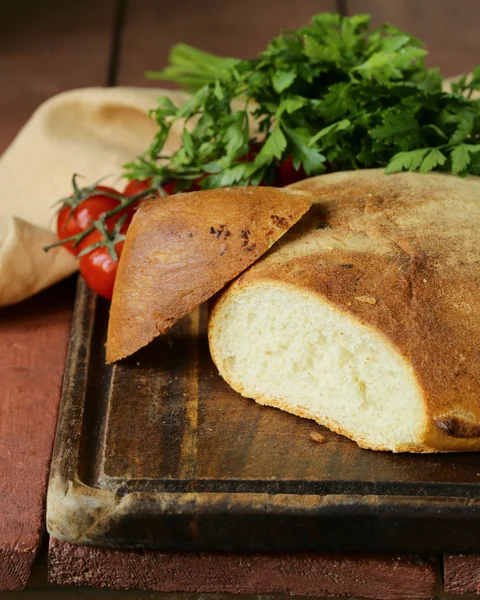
[
  {"left": 0, "top": 77, "right": 475, "bottom": 307},
  {"left": 0, "top": 87, "right": 188, "bottom": 307}
]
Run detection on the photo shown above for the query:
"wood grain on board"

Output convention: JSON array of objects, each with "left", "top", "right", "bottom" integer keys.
[
  {"left": 116, "top": 0, "right": 337, "bottom": 87},
  {"left": 443, "top": 554, "right": 480, "bottom": 595},
  {"left": 49, "top": 539, "right": 436, "bottom": 600},
  {"left": 46, "top": 279, "right": 480, "bottom": 556},
  {"left": 346, "top": 0, "right": 480, "bottom": 76},
  {"left": 0, "top": 279, "right": 75, "bottom": 590},
  {"left": 0, "top": 0, "right": 116, "bottom": 589}
]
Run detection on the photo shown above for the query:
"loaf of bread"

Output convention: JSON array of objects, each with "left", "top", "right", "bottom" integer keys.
[
  {"left": 106, "top": 186, "right": 313, "bottom": 363},
  {"left": 209, "top": 170, "right": 480, "bottom": 452}
]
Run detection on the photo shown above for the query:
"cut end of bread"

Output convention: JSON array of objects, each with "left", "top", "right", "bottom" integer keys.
[
  {"left": 209, "top": 281, "right": 427, "bottom": 453},
  {"left": 208, "top": 171, "right": 480, "bottom": 453},
  {"left": 106, "top": 186, "right": 313, "bottom": 363}
]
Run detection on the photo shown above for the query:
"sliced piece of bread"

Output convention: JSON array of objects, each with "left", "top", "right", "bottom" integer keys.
[
  {"left": 208, "top": 170, "right": 480, "bottom": 452},
  {"left": 106, "top": 186, "right": 313, "bottom": 362}
]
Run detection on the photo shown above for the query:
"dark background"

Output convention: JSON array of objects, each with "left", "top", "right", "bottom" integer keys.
[{"left": 1, "top": 0, "right": 480, "bottom": 156}]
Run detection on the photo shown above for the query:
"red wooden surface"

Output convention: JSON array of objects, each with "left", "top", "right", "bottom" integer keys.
[
  {"left": 49, "top": 539, "right": 436, "bottom": 600},
  {"left": 116, "top": 0, "right": 337, "bottom": 87},
  {"left": 347, "top": 0, "right": 480, "bottom": 76},
  {"left": 0, "top": 282, "right": 75, "bottom": 590},
  {"left": 0, "top": 0, "right": 116, "bottom": 152},
  {"left": 0, "top": 0, "right": 116, "bottom": 590},
  {"left": 443, "top": 555, "right": 480, "bottom": 595}
]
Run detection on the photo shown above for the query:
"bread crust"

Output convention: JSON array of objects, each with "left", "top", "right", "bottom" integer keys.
[
  {"left": 209, "top": 170, "right": 480, "bottom": 452},
  {"left": 106, "top": 186, "right": 313, "bottom": 363}
]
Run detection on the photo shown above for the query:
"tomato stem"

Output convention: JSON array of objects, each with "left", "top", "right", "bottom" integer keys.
[
  {"left": 81, "top": 215, "right": 128, "bottom": 261},
  {"left": 44, "top": 184, "right": 159, "bottom": 255}
]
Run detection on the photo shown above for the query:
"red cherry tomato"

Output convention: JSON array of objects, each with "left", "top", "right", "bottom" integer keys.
[
  {"left": 123, "top": 178, "right": 153, "bottom": 196},
  {"left": 57, "top": 186, "right": 121, "bottom": 255},
  {"left": 275, "top": 155, "right": 306, "bottom": 186},
  {"left": 191, "top": 175, "right": 206, "bottom": 191},
  {"left": 78, "top": 229, "right": 125, "bottom": 300},
  {"left": 123, "top": 178, "right": 159, "bottom": 220},
  {"left": 162, "top": 180, "right": 177, "bottom": 194},
  {"left": 126, "top": 177, "right": 180, "bottom": 196}
]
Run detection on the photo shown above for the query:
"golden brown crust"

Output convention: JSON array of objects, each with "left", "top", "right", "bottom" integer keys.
[
  {"left": 210, "top": 170, "right": 480, "bottom": 452},
  {"left": 244, "top": 391, "right": 432, "bottom": 453},
  {"left": 106, "top": 187, "right": 313, "bottom": 363}
]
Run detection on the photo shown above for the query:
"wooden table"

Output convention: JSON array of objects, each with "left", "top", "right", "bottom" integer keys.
[{"left": 1, "top": 1, "right": 480, "bottom": 597}]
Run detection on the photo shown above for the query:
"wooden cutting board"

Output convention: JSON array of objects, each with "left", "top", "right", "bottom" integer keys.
[{"left": 47, "top": 276, "right": 480, "bottom": 553}]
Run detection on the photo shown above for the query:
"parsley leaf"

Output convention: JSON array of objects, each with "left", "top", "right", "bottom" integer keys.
[
  {"left": 255, "top": 126, "right": 287, "bottom": 166},
  {"left": 371, "top": 113, "right": 421, "bottom": 147},
  {"left": 419, "top": 148, "right": 447, "bottom": 172},
  {"left": 271, "top": 70, "right": 296, "bottom": 93},
  {"left": 451, "top": 144, "right": 480, "bottom": 175},
  {"left": 284, "top": 125, "right": 326, "bottom": 175},
  {"left": 385, "top": 149, "right": 430, "bottom": 174},
  {"left": 125, "top": 13, "right": 480, "bottom": 186},
  {"left": 310, "top": 119, "right": 351, "bottom": 145}
]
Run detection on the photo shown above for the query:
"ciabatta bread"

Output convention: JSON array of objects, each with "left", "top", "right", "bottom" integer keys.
[
  {"left": 209, "top": 170, "right": 480, "bottom": 452},
  {"left": 106, "top": 186, "right": 313, "bottom": 362}
]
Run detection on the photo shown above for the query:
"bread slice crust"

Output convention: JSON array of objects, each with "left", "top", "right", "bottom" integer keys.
[
  {"left": 209, "top": 170, "right": 480, "bottom": 452},
  {"left": 106, "top": 186, "right": 313, "bottom": 363}
]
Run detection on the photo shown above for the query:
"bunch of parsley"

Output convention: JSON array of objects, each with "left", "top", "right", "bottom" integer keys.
[{"left": 124, "top": 13, "right": 480, "bottom": 189}]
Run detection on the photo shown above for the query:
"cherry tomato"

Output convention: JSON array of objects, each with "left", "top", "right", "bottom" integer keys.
[
  {"left": 162, "top": 180, "right": 178, "bottom": 194},
  {"left": 274, "top": 155, "right": 306, "bottom": 186},
  {"left": 78, "top": 229, "right": 125, "bottom": 300},
  {"left": 191, "top": 175, "right": 206, "bottom": 191},
  {"left": 123, "top": 178, "right": 152, "bottom": 196},
  {"left": 125, "top": 177, "right": 180, "bottom": 196},
  {"left": 57, "top": 186, "right": 121, "bottom": 255},
  {"left": 123, "top": 178, "right": 159, "bottom": 220}
]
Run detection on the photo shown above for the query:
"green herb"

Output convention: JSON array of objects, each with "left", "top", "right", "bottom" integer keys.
[{"left": 125, "top": 13, "right": 480, "bottom": 188}]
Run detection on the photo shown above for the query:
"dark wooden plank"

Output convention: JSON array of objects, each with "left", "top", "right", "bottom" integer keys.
[
  {"left": 48, "top": 539, "right": 436, "bottom": 599},
  {"left": 116, "top": 0, "right": 337, "bottom": 87},
  {"left": 346, "top": 0, "right": 480, "bottom": 77},
  {"left": 0, "top": 0, "right": 117, "bottom": 589},
  {"left": 0, "top": 0, "right": 116, "bottom": 153},
  {"left": 19, "top": 537, "right": 439, "bottom": 600},
  {"left": 45, "top": 278, "right": 480, "bottom": 554},
  {"left": 443, "top": 555, "right": 480, "bottom": 594}
]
